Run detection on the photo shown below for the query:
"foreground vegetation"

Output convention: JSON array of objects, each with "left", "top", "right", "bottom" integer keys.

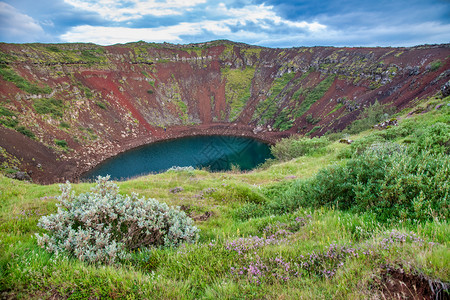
[{"left": 0, "top": 96, "right": 449, "bottom": 299}]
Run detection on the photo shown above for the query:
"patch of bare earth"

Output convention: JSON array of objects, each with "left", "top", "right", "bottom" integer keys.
[{"left": 372, "top": 266, "right": 449, "bottom": 300}]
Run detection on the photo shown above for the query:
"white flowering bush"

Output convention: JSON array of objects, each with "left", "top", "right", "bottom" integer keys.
[
  {"left": 35, "top": 176, "right": 199, "bottom": 264},
  {"left": 166, "top": 166, "right": 195, "bottom": 172}
]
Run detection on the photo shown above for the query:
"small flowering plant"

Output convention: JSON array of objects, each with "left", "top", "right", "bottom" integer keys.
[{"left": 35, "top": 176, "right": 199, "bottom": 264}]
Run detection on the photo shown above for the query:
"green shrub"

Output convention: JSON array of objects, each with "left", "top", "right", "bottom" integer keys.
[
  {"left": 271, "top": 136, "right": 330, "bottom": 161},
  {"left": 212, "top": 183, "right": 267, "bottom": 204},
  {"left": 0, "top": 66, "right": 51, "bottom": 94},
  {"left": 0, "top": 108, "right": 18, "bottom": 128},
  {"left": 16, "top": 126, "right": 35, "bottom": 139},
  {"left": 324, "top": 131, "right": 345, "bottom": 141},
  {"left": 377, "top": 123, "right": 410, "bottom": 140},
  {"left": 36, "top": 176, "right": 199, "bottom": 264},
  {"left": 306, "top": 125, "right": 322, "bottom": 136},
  {"left": 33, "top": 98, "right": 64, "bottom": 117},
  {"left": 272, "top": 110, "right": 294, "bottom": 131},
  {"left": 294, "top": 74, "right": 335, "bottom": 118},
  {"left": 305, "top": 113, "right": 321, "bottom": 124},
  {"left": 54, "top": 139, "right": 68, "bottom": 148},
  {"left": 345, "top": 101, "right": 395, "bottom": 134},
  {"left": 348, "top": 134, "right": 386, "bottom": 156},
  {"left": 233, "top": 202, "right": 267, "bottom": 220},
  {"left": 254, "top": 72, "right": 296, "bottom": 124},
  {"left": 95, "top": 101, "right": 107, "bottom": 109},
  {"left": 428, "top": 60, "right": 442, "bottom": 72},
  {"left": 278, "top": 142, "right": 449, "bottom": 222},
  {"left": 46, "top": 46, "right": 60, "bottom": 52},
  {"left": 80, "top": 49, "right": 105, "bottom": 63},
  {"left": 415, "top": 122, "right": 450, "bottom": 154},
  {"left": 0, "top": 119, "right": 18, "bottom": 128},
  {"left": 59, "top": 122, "right": 70, "bottom": 129},
  {"left": 0, "top": 106, "right": 16, "bottom": 117},
  {"left": 267, "top": 179, "right": 310, "bottom": 215}
]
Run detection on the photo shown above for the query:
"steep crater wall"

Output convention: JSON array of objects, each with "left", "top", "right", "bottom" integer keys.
[{"left": 0, "top": 41, "right": 449, "bottom": 183}]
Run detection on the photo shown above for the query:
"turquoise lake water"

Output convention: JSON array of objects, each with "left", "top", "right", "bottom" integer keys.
[{"left": 81, "top": 135, "right": 272, "bottom": 181}]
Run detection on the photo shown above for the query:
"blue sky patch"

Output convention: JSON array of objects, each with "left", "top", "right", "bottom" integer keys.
[{"left": 1, "top": 0, "right": 449, "bottom": 47}]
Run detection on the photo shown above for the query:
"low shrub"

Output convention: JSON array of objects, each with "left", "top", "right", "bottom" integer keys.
[
  {"left": 54, "top": 139, "right": 68, "bottom": 148},
  {"left": 271, "top": 136, "right": 330, "bottom": 161},
  {"left": 16, "top": 126, "right": 35, "bottom": 139},
  {"left": 278, "top": 142, "right": 449, "bottom": 222},
  {"left": 212, "top": 183, "right": 267, "bottom": 204},
  {"left": 233, "top": 202, "right": 267, "bottom": 220},
  {"left": 428, "top": 60, "right": 442, "bottom": 72},
  {"left": 414, "top": 122, "right": 450, "bottom": 154},
  {"left": 0, "top": 66, "right": 51, "bottom": 94},
  {"left": 0, "top": 106, "right": 18, "bottom": 128},
  {"left": 305, "top": 113, "right": 321, "bottom": 125},
  {"left": 33, "top": 98, "right": 64, "bottom": 118},
  {"left": 36, "top": 176, "right": 199, "bottom": 264},
  {"left": 0, "top": 117, "right": 18, "bottom": 128},
  {"left": 59, "top": 121, "right": 70, "bottom": 129},
  {"left": 166, "top": 166, "right": 195, "bottom": 172},
  {"left": 342, "top": 133, "right": 386, "bottom": 157},
  {"left": 345, "top": 101, "right": 395, "bottom": 134},
  {"left": 376, "top": 123, "right": 411, "bottom": 140},
  {"left": 95, "top": 101, "right": 107, "bottom": 109}
]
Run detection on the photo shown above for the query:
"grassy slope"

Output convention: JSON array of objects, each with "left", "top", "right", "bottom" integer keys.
[{"left": 0, "top": 97, "right": 449, "bottom": 299}]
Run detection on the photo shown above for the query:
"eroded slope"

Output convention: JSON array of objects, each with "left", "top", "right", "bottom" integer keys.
[{"left": 0, "top": 41, "right": 449, "bottom": 183}]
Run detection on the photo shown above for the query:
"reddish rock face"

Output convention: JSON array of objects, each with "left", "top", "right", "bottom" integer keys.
[{"left": 0, "top": 41, "right": 449, "bottom": 183}]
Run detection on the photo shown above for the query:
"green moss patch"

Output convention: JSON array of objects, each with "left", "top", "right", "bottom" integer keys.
[{"left": 222, "top": 66, "right": 255, "bottom": 121}]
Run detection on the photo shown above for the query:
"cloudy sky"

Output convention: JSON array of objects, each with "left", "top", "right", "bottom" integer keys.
[{"left": 1, "top": 0, "right": 449, "bottom": 47}]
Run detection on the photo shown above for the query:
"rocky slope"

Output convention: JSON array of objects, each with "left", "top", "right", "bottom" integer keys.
[{"left": 0, "top": 40, "right": 449, "bottom": 183}]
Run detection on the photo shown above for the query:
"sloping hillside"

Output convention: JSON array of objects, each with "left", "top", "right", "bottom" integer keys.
[{"left": 0, "top": 41, "right": 449, "bottom": 183}]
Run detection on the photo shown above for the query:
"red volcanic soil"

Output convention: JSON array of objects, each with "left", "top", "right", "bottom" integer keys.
[
  {"left": 78, "top": 71, "right": 157, "bottom": 133},
  {"left": 0, "top": 126, "right": 77, "bottom": 183}
]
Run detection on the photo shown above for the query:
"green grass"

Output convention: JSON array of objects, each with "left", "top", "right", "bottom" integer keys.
[
  {"left": 0, "top": 65, "right": 51, "bottom": 95},
  {"left": 95, "top": 101, "right": 107, "bottom": 109},
  {"left": 59, "top": 121, "right": 70, "bottom": 129},
  {"left": 0, "top": 96, "right": 449, "bottom": 299},
  {"left": 294, "top": 74, "right": 336, "bottom": 118},
  {"left": 33, "top": 98, "right": 64, "bottom": 118},
  {"left": 429, "top": 59, "right": 442, "bottom": 72},
  {"left": 254, "top": 71, "right": 296, "bottom": 125},
  {"left": 222, "top": 66, "right": 255, "bottom": 121},
  {"left": 54, "top": 139, "right": 67, "bottom": 147},
  {"left": 327, "top": 102, "right": 344, "bottom": 116},
  {"left": 0, "top": 106, "right": 18, "bottom": 128},
  {"left": 16, "top": 126, "right": 35, "bottom": 139}
]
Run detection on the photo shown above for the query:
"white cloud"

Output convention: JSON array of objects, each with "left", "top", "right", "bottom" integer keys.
[
  {"left": 60, "top": 2, "right": 327, "bottom": 45},
  {"left": 212, "top": 3, "right": 326, "bottom": 32},
  {"left": 0, "top": 2, "right": 46, "bottom": 42},
  {"left": 60, "top": 23, "right": 204, "bottom": 44},
  {"left": 257, "top": 21, "right": 450, "bottom": 47},
  {"left": 63, "top": 0, "right": 207, "bottom": 21}
]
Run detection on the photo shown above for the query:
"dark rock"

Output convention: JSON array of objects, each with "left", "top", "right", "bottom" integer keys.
[
  {"left": 180, "top": 204, "right": 191, "bottom": 212},
  {"left": 373, "top": 119, "right": 398, "bottom": 129},
  {"left": 339, "top": 138, "right": 354, "bottom": 144},
  {"left": 193, "top": 211, "right": 213, "bottom": 221},
  {"left": 441, "top": 80, "right": 450, "bottom": 97},
  {"left": 170, "top": 186, "right": 184, "bottom": 193},
  {"left": 405, "top": 65, "right": 420, "bottom": 76},
  {"left": 6, "top": 171, "right": 32, "bottom": 181}
]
